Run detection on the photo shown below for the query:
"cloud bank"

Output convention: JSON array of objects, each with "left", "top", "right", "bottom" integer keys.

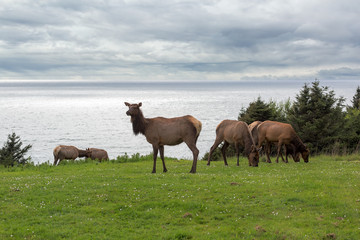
[{"left": 0, "top": 0, "right": 359, "bottom": 81}]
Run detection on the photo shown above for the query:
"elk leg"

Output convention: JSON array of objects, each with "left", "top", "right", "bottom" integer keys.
[
  {"left": 276, "top": 141, "right": 283, "bottom": 163},
  {"left": 234, "top": 142, "right": 240, "bottom": 166},
  {"left": 221, "top": 141, "right": 229, "bottom": 166},
  {"left": 257, "top": 135, "right": 266, "bottom": 150},
  {"left": 283, "top": 145, "right": 288, "bottom": 163},
  {"left": 265, "top": 142, "right": 272, "bottom": 163},
  {"left": 279, "top": 145, "right": 286, "bottom": 162},
  {"left": 53, "top": 157, "right": 58, "bottom": 166},
  {"left": 159, "top": 145, "right": 167, "bottom": 173},
  {"left": 258, "top": 137, "right": 272, "bottom": 163},
  {"left": 207, "top": 138, "right": 223, "bottom": 166},
  {"left": 152, "top": 145, "right": 158, "bottom": 173},
  {"left": 58, "top": 157, "right": 65, "bottom": 165},
  {"left": 186, "top": 141, "right": 199, "bottom": 173}
]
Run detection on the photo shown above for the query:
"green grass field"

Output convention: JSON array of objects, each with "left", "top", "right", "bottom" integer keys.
[{"left": 1, "top": 155, "right": 360, "bottom": 239}]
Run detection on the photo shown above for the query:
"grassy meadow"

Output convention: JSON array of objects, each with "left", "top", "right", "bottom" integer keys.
[{"left": 1, "top": 154, "right": 360, "bottom": 239}]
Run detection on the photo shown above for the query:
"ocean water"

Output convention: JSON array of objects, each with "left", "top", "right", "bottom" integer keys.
[{"left": 0, "top": 80, "right": 358, "bottom": 164}]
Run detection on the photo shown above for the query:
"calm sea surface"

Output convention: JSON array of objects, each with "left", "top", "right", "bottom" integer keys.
[{"left": 0, "top": 80, "right": 358, "bottom": 164}]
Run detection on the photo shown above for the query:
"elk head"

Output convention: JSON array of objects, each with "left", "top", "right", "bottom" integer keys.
[
  {"left": 301, "top": 148, "right": 310, "bottom": 163},
  {"left": 125, "top": 102, "right": 142, "bottom": 120},
  {"left": 85, "top": 148, "right": 92, "bottom": 158},
  {"left": 248, "top": 145, "right": 259, "bottom": 167}
]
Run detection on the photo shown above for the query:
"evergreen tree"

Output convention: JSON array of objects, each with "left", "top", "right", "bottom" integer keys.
[
  {"left": 351, "top": 86, "right": 360, "bottom": 110},
  {"left": 269, "top": 99, "right": 292, "bottom": 123},
  {"left": 287, "top": 81, "right": 345, "bottom": 153},
  {"left": 238, "top": 97, "right": 290, "bottom": 124},
  {"left": 344, "top": 108, "right": 360, "bottom": 152},
  {"left": 343, "top": 87, "right": 360, "bottom": 152},
  {"left": 0, "top": 133, "right": 32, "bottom": 167},
  {"left": 238, "top": 97, "right": 275, "bottom": 124}
]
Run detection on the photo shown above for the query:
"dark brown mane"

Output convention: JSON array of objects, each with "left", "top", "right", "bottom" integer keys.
[
  {"left": 291, "top": 134, "right": 307, "bottom": 152},
  {"left": 131, "top": 109, "right": 147, "bottom": 135}
]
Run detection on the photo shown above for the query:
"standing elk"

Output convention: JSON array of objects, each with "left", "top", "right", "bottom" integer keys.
[
  {"left": 53, "top": 145, "right": 89, "bottom": 165},
  {"left": 207, "top": 120, "right": 259, "bottom": 167},
  {"left": 124, "top": 102, "right": 202, "bottom": 173}
]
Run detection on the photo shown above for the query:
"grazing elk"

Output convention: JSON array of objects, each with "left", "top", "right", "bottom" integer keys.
[
  {"left": 207, "top": 120, "right": 259, "bottom": 167},
  {"left": 86, "top": 148, "right": 109, "bottom": 161},
  {"left": 250, "top": 121, "right": 300, "bottom": 163},
  {"left": 254, "top": 120, "right": 309, "bottom": 163},
  {"left": 124, "top": 102, "right": 202, "bottom": 173},
  {"left": 53, "top": 145, "right": 89, "bottom": 165}
]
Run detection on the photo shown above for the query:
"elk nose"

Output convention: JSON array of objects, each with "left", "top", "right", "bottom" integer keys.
[{"left": 126, "top": 110, "right": 130, "bottom": 116}]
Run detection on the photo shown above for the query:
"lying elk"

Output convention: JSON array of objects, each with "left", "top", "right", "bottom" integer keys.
[
  {"left": 254, "top": 120, "right": 309, "bottom": 163},
  {"left": 250, "top": 121, "right": 300, "bottom": 163},
  {"left": 125, "top": 102, "right": 202, "bottom": 173},
  {"left": 53, "top": 145, "right": 89, "bottom": 165},
  {"left": 207, "top": 120, "right": 259, "bottom": 167},
  {"left": 86, "top": 148, "right": 109, "bottom": 161}
]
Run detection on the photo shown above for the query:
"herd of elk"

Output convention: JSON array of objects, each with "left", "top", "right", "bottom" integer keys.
[{"left": 53, "top": 102, "right": 309, "bottom": 173}]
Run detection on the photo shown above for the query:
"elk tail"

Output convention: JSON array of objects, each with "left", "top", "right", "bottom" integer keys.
[
  {"left": 53, "top": 145, "right": 61, "bottom": 159},
  {"left": 53, "top": 145, "right": 61, "bottom": 164},
  {"left": 193, "top": 120, "right": 202, "bottom": 137}
]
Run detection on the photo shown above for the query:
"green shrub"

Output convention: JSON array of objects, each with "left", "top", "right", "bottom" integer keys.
[{"left": 0, "top": 132, "right": 32, "bottom": 167}]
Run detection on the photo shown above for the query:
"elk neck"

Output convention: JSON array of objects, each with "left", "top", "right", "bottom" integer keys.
[
  {"left": 244, "top": 128, "right": 256, "bottom": 155},
  {"left": 131, "top": 110, "right": 148, "bottom": 135},
  {"left": 78, "top": 149, "right": 88, "bottom": 157}
]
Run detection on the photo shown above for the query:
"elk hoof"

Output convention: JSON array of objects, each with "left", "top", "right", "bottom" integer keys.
[{"left": 189, "top": 168, "right": 196, "bottom": 173}]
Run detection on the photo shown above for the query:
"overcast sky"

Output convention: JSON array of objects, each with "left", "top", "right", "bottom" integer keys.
[{"left": 0, "top": 0, "right": 359, "bottom": 81}]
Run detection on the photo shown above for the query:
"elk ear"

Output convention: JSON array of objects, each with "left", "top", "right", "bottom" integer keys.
[
  {"left": 125, "top": 102, "right": 130, "bottom": 106},
  {"left": 138, "top": 102, "right": 142, "bottom": 107}
]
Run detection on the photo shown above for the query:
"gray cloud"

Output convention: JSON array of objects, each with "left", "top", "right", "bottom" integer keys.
[
  {"left": 0, "top": 0, "right": 359, "bottom": 81},
  {"left": 318, "top": 67, "right": 360, "bottom": 80}
]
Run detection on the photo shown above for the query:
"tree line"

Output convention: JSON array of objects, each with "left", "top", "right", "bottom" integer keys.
[{"left": 238, "top": 80, "right": 360, "bottom": 155}]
